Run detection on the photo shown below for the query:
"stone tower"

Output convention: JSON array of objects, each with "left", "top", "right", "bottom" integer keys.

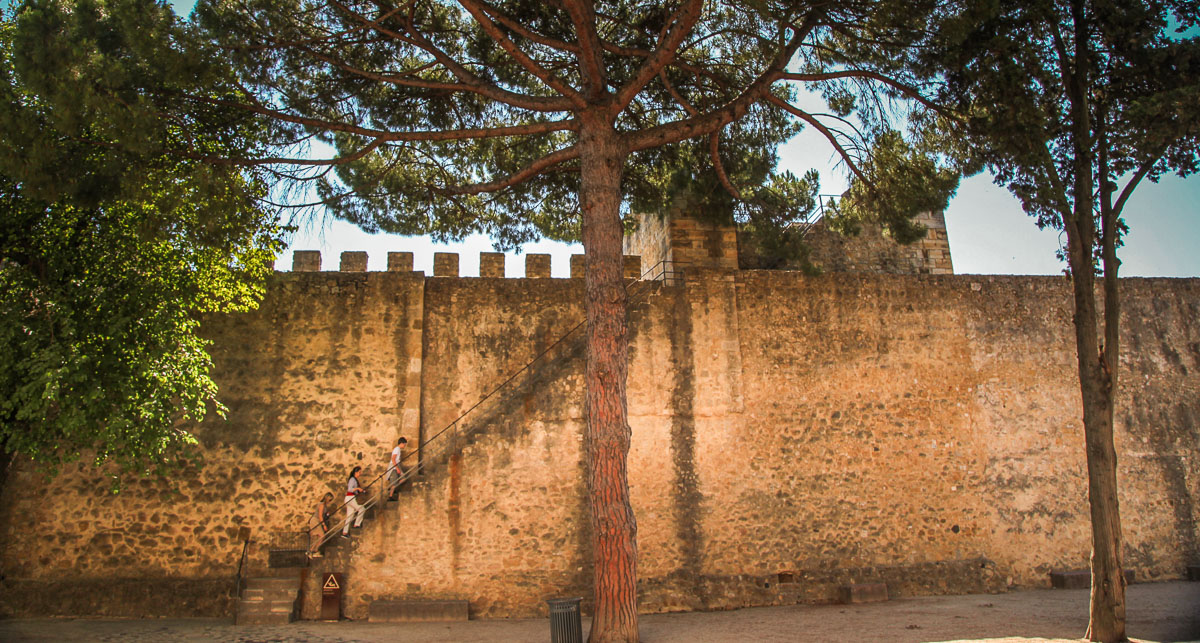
[{"left": 624, "top": 209, "right": 953, "bottom": 275}]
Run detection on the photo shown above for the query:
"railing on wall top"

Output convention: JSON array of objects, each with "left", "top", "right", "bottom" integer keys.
[{"left": 283, "top": 259, "right": 692, "bottom": 556}]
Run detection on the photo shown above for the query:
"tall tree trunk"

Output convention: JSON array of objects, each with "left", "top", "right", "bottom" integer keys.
[
  {"left": 578, "top": 115, "right": 639, "bottom": 643},
  {"left": 1063, "top": 194, "right": 1126, "bottom": 643}
]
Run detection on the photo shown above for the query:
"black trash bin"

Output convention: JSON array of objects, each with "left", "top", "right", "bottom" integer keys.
[{"left": 546, "top": 596, "right": 583, "bottom": 643}]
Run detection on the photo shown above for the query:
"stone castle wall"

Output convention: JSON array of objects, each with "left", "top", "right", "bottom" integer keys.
[
  {"left": 1, "top": 255, "right": 1197, "bottom": 620},
  {"left": 626, "top": 210, "right": 954, "bottom": 275}
]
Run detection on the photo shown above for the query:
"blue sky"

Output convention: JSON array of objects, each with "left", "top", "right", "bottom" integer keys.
[{"left": 154, "top": 2, "right": 1200, "bottom": 276}]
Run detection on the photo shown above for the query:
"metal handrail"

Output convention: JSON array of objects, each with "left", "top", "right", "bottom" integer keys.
[
  {"left": 233, "top": 529, "right": 250, "bottom": 619},
  {"left": 297, "top": 259, "right": 688, "bottom": 555}
]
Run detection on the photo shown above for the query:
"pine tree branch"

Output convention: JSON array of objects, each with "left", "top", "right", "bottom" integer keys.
[
  {"left": 436, "top": 145, "right": 579, "bottom": 195},
  {"left": 611, "top": 0, "right": 705, "bottom": 116},
  {"left": 620, "top": 14, "right": 819, "bottom": 153},
  {"left": 329, "top": 0, "right": 574, "bottom": 112},
  {"left": 709, "top": 131, "right": 743, "bottom": 200},
  {"left": 458, "top": 0, "right": 587, "bottom": 106},
  {"left": 764, "top": 94, "right": 867, "bottom": 183},
  {"left": 560, "top": 0, "right": 608, "bottom": 100},
  {"left": 776, "top": 70, "right": 950, "bottom": 117},
  {"left": 474, "top": 0, "right": 580, "bottom": 53},
  {"left": 183, "top": 93, "right": 577, "bottom": 142}
]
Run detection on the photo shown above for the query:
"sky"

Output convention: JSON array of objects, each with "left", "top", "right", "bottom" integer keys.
[{"left": 166, "top": 0, "right": 1198, "bottom": 278}]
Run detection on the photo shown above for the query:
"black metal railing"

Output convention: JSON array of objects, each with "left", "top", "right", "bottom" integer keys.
[
  {"left": 292, "top": 259, "right": 689, "bottom": 555},
  {"left": 233, "top": 527, "right": 251, "bottom": 620}
]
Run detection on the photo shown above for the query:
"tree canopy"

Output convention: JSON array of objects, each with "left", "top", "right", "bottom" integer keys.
[
  {"left": 914, "top": 1, "right": 1199, "bottom": 639},
  {"left": 10, "top": 1, "right": 962, "bottom": 640},
  {"left": 0, "top": 7, "right": 283, "bottom": 479}
]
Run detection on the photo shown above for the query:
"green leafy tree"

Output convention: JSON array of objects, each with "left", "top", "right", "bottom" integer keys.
[
  {"left": 918, "top": 2, "right": 1200, "bottom": 639},
  {"left": 16, "top": 1, "right": 958, "bottom": 639},
  {"left": 0, "top": 9, "right": 283, "bottom": 480}
]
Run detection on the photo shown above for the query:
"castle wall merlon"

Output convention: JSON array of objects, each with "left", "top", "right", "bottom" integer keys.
[
  {"left": 480, "top": 252, "right": 505, "bottom": 277},
  {"left": 285, "top": 250, "right": 644, "bottom": 279},
  {"left": 339, "top": 251, "right": 367, "bottom": 272},
  {"left": 433, "top": 252, "right": 459, "bottom": 277},
  {"left": 388, "top": 251, "right": 414, "bottom": 271}
]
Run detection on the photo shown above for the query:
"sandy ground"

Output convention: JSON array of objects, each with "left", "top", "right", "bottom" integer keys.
[{"left": 0, "top": 581, "right": 1195, "bottom": 642}]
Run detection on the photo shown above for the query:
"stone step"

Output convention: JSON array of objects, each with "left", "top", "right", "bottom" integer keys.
[
  {"left": 368, "top": 599, "right": 470, "bottom": 623},
  {"left": 1049, "top": 569, "right": 1136, "bottom": 589},
  {"left": 244, "top": 576, "right": 301, "bottom": 591},
  {"left": 235, "top": 609, "right": 294, "bottom": 626},
  {"left": 838, "top": 583, "right": 888, "bottom": 604},
  {"left": 239, "top": 599, "right": 298, "bottom": 615},
  {"left": 242, "top": 587, "right": 298, "bottom": 602}
]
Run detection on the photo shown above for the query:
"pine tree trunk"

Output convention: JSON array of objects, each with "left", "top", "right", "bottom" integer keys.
[
  {"left": 1063, "top": 204, "right": 1127, "bottom": 643},
  {"left": 578, "top": 116, "right": 639, "bottom": 643}
]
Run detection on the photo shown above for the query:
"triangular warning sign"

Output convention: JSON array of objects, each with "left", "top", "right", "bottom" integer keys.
[{"left": 323, "top": 575, "right": 340, "bottom": 590}]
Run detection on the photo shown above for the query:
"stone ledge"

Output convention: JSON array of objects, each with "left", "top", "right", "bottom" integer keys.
[
  {"left": 839, "top": 583, "right": 888, "bottom": 604},
  {"left": 368, "top": 599, "right": 470, "bottom": 622},
  {"left": 1050, "top": 569, "right": 1136, "bottom": 590}
]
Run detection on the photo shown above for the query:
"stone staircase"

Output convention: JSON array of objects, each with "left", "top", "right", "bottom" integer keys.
[
  {"left": 274, "top": 263, "right": 678, "bottom": 622},
  {"left": 236, "top": 576, "right": 302, "bottom": 625}
]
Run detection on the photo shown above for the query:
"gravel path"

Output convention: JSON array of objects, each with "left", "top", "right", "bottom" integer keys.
[{"left": 0, "top": 581, "right": 1195, "bottom": 642}]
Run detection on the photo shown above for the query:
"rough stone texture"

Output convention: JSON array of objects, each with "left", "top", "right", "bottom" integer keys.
[
  {"left": 479, "top": 252, "right": 505, "bottom": 278},
  {"left": 839, "top": 583, "right": 889, "bottom": 604},
  {"left": 433, "top": 253, "right": 459, "bottom": 277},
  {"left": 525, "top": 253, "right": 551, "bottom": 278},
  {"left": 1, "top": 270, "right": 1197, "bottom": 622},
  {"left": 570, "top": 254, "right": 585, "bottom": 279},
  {"left": 368, "top": 599, "right": 470, "bottom": 622},
  {"left": 627, "top": 210, "right": 952, "bottom": 276},
  {"left": 388, "top": 252, "right": 414, "bottom": 272},
  {"left": 0, "top": 271, "right": 426, "bottom": 618},
  {"left": 798, "top": 211, "right": 953, "bottom": 275},
  {"left": 293, "top": 250, "right": 321, "bottom": 272},
  {"left": 340, "top": 251, "right": 368, "bottom": 272},
  {"left": 623, "top": 254, "right": 642, "bottom": 280},
  {"left": 1049, "top": 569, "right": 1135, "bottom": 589},
  {"left": 624, "top": 210, "right": 739, "bottom": 272}
]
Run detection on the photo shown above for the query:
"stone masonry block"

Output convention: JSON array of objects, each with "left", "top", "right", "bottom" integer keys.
[
  {"left": 838, "top": 583, "right": 888, "bottom": 604},
  {"left": 569, "top": 254, "right": 585, "bottom": 278},
  {"left": 292, "top": 250, "right": 321, "bottom": 272},
  {"left": 479, "top": 252, "right": 505, "bottom": 278},
  {"left": 340, "top": 251, "right": 368, "bottom": 272},
  {"left": 623, "top": 255, "right": 642, "bottom": 280},
  {"left": 433, "top": 252, "right": 459, "bottom": 277},
  {"left": 1050, "top": 569, "right": 1135, "bottom": 589},
  {"left": 525, "top": 253, "right": 551, "bottom": 278},
  {"left": 368, "top": 599, "right": 469, "bottom": 623},
  {"left": 387, "top": 252, "right": 414, "bottom": 272}
]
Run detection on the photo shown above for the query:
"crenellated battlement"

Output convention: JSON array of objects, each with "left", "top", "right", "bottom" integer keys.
[{"left": 283, "top": 250, "right": 644, "bottom": 279}]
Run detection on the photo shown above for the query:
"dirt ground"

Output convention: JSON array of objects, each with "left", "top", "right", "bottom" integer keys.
[{"left": 0, "top": 580, "right": 1195, "bottom": 642}]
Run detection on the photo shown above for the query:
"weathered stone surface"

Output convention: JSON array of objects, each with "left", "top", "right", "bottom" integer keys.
[
  {"left": 479, "top": 252, "right": 505, "bottom": 278},
  {"left": 839, "top": 583, "right": 888, "bottom": 604},
  {"left": 525, "top": 253, "right": 551, "bottom": 278},
  {"left": 569, "top": 254, "right": 585, "bottom": 278},
  {"left": 0, "top": 271, "right": 1197, "bottom": 622},
  {"left": 293, "top": 250, "right": 321, "bottom": 272},
  {"left": 623, "top": 254, "right": 641, "bottom": 279},
  {"left": 368, "top": 599, "right": 469, "bottom": 622},
  {"left": 433, "top": 252, "right": 459, "bottom": 277},
  {"left": 340, "top": 251, "right": 367, "bottom": 272},
  {"left": 1050, "top": 569, "right": 1136, "bottom": 589},
  {"left": 387, "top": 251, "right": 413, "bottom": 272}
]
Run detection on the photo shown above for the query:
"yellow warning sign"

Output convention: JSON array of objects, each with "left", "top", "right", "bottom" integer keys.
[{"left": 323, "top": 574, "right": 340, "bottom": 590}]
